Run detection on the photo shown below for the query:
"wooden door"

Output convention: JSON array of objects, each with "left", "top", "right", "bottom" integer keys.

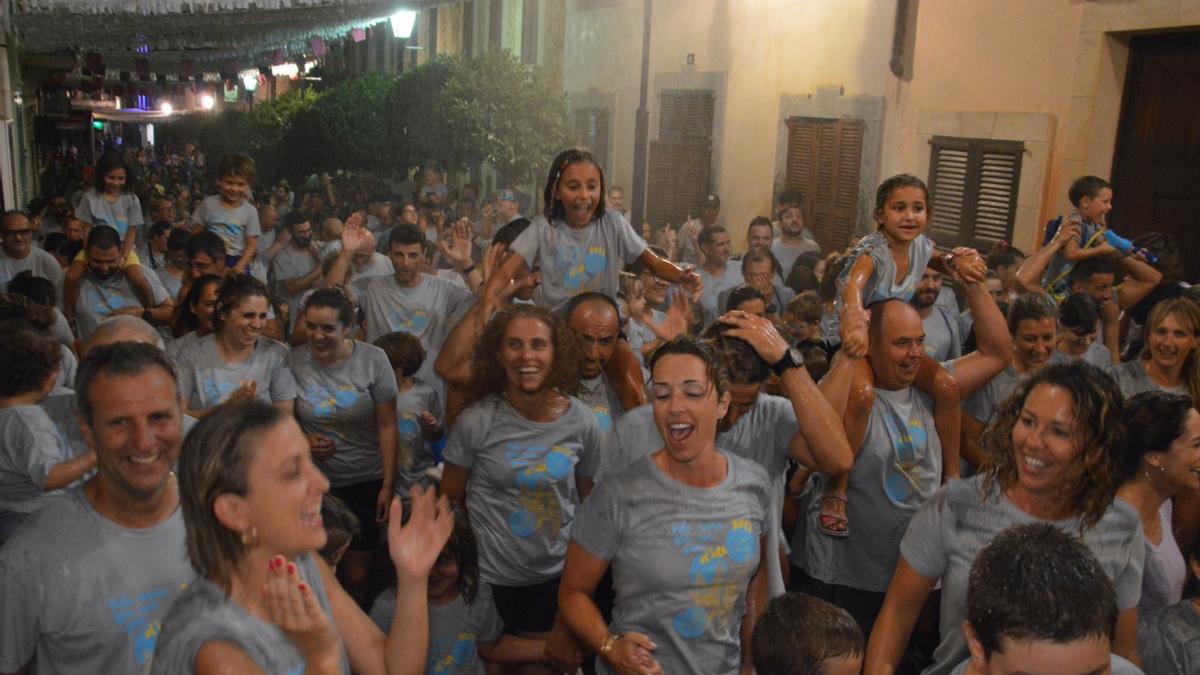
[
  {"left": 646, "top": 90, "right": 714, "bottom": 231},
  {"left": 785, "top": 117, "right": 863, "bottom": 253},
  {"left": 1110, "top": 31, "right": 1200, "bottom": 281}
]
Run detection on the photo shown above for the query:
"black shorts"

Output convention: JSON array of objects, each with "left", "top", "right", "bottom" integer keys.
[
  {"left": 329, "top": 479, "right": 384, "bottom": 552},
  {"left": 491, "top": 576, "right": 561, "bottom": 634}
]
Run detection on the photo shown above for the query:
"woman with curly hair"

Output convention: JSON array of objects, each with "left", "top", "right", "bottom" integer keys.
[
  {"left": 865, "top": 363, "right": 1145, "bottom": 674},
  {"left": 441, "top": 304, "right": 602, "bottom": 674}
]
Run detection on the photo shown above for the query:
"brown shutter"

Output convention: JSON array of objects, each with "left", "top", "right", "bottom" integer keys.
[
  {"left": 785, "top": 117, "right": 863, "bottom": 253},
  {"left": 928, "top": 136, "right": 1022, "bottom": 249},
  {"left": 646, "top": 90, "right": 715, "bottom": 231}
]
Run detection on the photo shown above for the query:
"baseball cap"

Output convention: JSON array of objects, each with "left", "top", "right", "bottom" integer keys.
[{"left": 702, "top": 193, "right": 720, "bottom": 208}]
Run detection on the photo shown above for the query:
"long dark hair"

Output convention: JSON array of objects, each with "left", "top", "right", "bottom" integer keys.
[
  {"left": 542, "top": 147, "right": 607, "bottom": 223},
  {"left": 213, "top": 274, "right": 270, "bottom": 334},
  {"left": 175, "top": 274, "right": 222, "bottom": 337},
  {"left": 93, "top": 153, "right": 133, "bottom": 193}
]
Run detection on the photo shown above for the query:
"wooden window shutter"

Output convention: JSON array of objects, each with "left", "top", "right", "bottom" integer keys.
[
  {"left": 785, "top": 117, "right": 864, "bottom": 253},
  {"left": 646, "top": 90, "right": 715, "bottom": 231},
  {"left": 928, "top": 136, "right": 1022, "bottom": 249}
]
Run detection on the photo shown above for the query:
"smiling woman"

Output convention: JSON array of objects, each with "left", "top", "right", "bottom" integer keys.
[{"left": 1113, "top": 298, "right": 1200, "bottom": 403}]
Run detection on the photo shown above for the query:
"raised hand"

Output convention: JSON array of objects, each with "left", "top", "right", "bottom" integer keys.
[
  {"left": 438, "top": 218, "right": 475, "bottom": 270},
  {"left": 718, "top": 310, "right": 789, "bottom": 364},
  {"left": 649, "top": 288, "right": 691, "bottom": 342},
  {"left": 386, "top": 486, "right": 454, "bottom": 583},
  {"left": 263, "top": 556, "right": 341, "bottom": 674},
  {"left": 340, "top": 211, "right": 369, "bottom": 252}
]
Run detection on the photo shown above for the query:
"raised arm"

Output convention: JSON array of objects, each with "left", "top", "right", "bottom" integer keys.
[
  {"left": 1014, "top": 220, "right": 1080, "bottom": 293},
  {"left": 1113, "top": 252, "right": 1163, "bottom": 311},
  {"left": 944, "top": 252, "right": 1011, "bottom": 399}
]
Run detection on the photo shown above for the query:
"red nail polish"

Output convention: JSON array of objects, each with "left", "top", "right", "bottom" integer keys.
[
  {"left": 267, "top": 558, "right": 275, "bottom": 570},
  {"left": 287, "top": 562, "right": 296, "bottom": 575},
  {"left": 298, "top": 581, "right": 307, "bottom": 591}
]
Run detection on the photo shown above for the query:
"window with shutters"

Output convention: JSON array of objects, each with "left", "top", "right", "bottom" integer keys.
[
  {"left": 784, "top": 117, "right": 864, "bottom": 253},
  {"left": 574, "top": 108, "right": 611, "bottom": 175},
  {"left": 646, "top": 90, "right": 715, "bottom": 231},
  {"left": 927, "top": 136, "right": 1023, "bottom": 250}
]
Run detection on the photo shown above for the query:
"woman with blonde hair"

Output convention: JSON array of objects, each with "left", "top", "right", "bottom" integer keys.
[{"left": 1113, "top": 297, "right": 1200, "bottom": 403}]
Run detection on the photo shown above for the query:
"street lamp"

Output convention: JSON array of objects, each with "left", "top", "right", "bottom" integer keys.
[{"left": 200, "top": 94, "right": 215, "bottom": 110}]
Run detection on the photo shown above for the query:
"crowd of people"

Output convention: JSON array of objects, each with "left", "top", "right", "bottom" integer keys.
[{"left": 0, "top": 141, "right": 1197, "bottom": 675}]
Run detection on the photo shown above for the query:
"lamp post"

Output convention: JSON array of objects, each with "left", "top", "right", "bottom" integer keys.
[{"left": 630, "top": 0, "right": 652, "bottom": 229}]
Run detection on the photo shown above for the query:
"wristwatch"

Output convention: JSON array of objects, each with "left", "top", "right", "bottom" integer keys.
[{"left": 771, "top": 347, "right": 805, "bottom": 375}]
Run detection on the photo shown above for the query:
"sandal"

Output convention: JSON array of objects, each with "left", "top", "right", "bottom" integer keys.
[{"left": 818, "top": 493, "right": 850, "bottom": 538}]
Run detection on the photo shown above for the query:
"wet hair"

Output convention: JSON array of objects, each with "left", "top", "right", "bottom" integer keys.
[
  {"left": 0, "top": 327, "right": 60, "bottom": 397},
  {"left": 177, "top": 399, "right": 287, "bottom": 588},
  {"left": 1068, "top": 258, "right": 1114, "bottom": 289},
  {"left": 318, "top": 494, "right": 361, "bottom": 567},
  {"left": 6, "top": 271, "right": 56, "bottom": 307},
  {"left": 542, "top": 147, "right": 607, "bottom": 223},
  {"left": 86, "top": 224, "right": 122, "bottom": 252},
  {"left": 75, "top": 341, "right": 178, "bottom": 424},
  {"left": 797, "top": 340, "right": 830, "bottom": 382},
  {"left": 442, "top": 502, "right": 482, "bottom": 604},
  {"left": 149, "top": 221, "right": 172, "bottom": 241},
  {"left": 491, "top": 217, "right": 531, "bottom": 247},
  {"left": 57, "top": 238, "right": 83, "bottom": 263},
  {"left": 725, "top": 284, "right": 767, "bottom": 315},
  {"left": 785, "top": 292, "right": 823, "bottom": 324},
  {"left": 563, "top": 291, "right": 621, "bottom": 327},
  {"left": 463, "top": 305, "right": 583, "bottom": 407},
  {"left": 978, "top": 363, "right": 1126, "bottom": 530},
  {"left": 1068, "top": 175, "right": 1111, "bottom": 208},
  {"left": 1140, "top": 298, "right": 1200, "bottom": 404},
  {"left": 1116, "top": 390, "right": 1195, "bottom": 482},
  {"left": 216, "top": 153, "right": 256, "bottom": 184},
  {"left": 374, "top": 331, "right": 427, "bottom": 377},
  {"left": 214, "top": 274, "right": 270, "bottom": 333},
  {"left": 302, "top": 287, "right": 355, "bottom": 328},
  {"left": 698, "top": 225, "right": 727, "bottom": 248},
  {"left": 701, "top": 321, "right": 770, "bottom": 385},
  {"left": 387, "top": 223, "right": 425, "bottom": 249},
  {"left": 186, "top": 230, "right": 227, "bottom": 263},
  {"left": 176, "top": 274, "right": 222, "bottom": 336},
  {"left": 752, "top": 592, "right": 863, "bottom": 675},
  {"left": 819, "top": 254, "right": 850, "bottom": 303},
  {"left": 967, "top": 523, "right": 1116, "bottom": 659},
  {"left": 648, "top": 335, "right": 730, "bottom": 398},
  {"left": 1057, "top": 293, "right": 1099, "bottom": 333},
  {"left": 785, "top": 264, "right": 820, "bottom": 295},
  {"left": 986, "top": 241, "right": 1026, "bottom": 270},
  {"left": 93, "top": 153, "right": 132, "bottom": 193},
  {"left": 1006, "top": 292, "right": 1058, "bottom": 336},
  {"left": 873, "top": 174, "right": 930, "bottom": 223}
]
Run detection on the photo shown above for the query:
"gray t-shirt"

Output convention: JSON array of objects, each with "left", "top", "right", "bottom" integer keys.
[
  {"left": 0, "top": 247, "right": 64, "bottom": 304},
  {"left": 0, "top": 405, "right": 71, "bottom": 516},
  {"left": 190, "top": 195, "right": 261, "bottom": 257},
  {"left": 831, "top": 232, "right": 934, "bottom": 336},
  {"left": 353, "top": 251, "right": 395, "bottom": 280},
  {"left": 174, "top": 334, "right": 297, "bottom": 410},
  {"left": 922, "top": 305, "right": 962, "bottom": 361},
  {"left": 624, "top": 309, "right": 665, "bottom": 380},
  {"left": 271, "top": 244, "right": 321, "bottom": 329},
  {"left": 393, "top": 378, "right": 443, "bottom": 493},
  {"left": 368, "top": 584, "right": 504, "bottom": 675},
  {"left": 55, "top": 344, "right": 77, "bottom": 390},
  {"left": 289, "top": 341, "right": 399, "bottom": 487},
  {"left": 1138, "top": 499, "right": 1186, "bottom": 619},
  {"left": 578, "top": 375, "right": 623, "bottom": 480},
  {"left": 509, "top": 212, "right": 647, "bottom": 311},
  {"left": 804, "top": 385, "right": 942, "bottom": 592},
  {"left": 771, "top": 234, "right": 821, "bottom": 277},
  {"left": 152, "top": 554, "right": 348, "bottom": 674},
  {"left": 0, "top": 488, "right": 191, "bottom": 674},
  {"left": 358, "top": 273, "right": 474, "bottom": 393},
  {"left": 573, "top": 452, "right": 769, "bottom": 675},
  {"left": 1139, "top": 600, "right": 1200, "bottom": 675},
  {"left": 1113, "top": 360, "right": 1188, "bottom": 400},
  {"left": 698, "top": 261, "right": 744, "bottom": 327},
  {"left": 947, "top": 654, "right": 1143, "bottom": 675},
  {"left": 443, "top": 395, "right": 601, "bottom": 586},
  {"left": 76, "top": 192, "right": 143, "bottom": 240},
  {"left": 153, "top": 267, "right": 184, "bottom": 304},
  {"left": 74, "top": 265, "right": 171, "bottom": 340},
  {"left": 901, "top": 476, "right": 1145, "bottom": 675}
]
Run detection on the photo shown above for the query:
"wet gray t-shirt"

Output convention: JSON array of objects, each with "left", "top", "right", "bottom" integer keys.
[
  {"left": 578, "top": 375, "right": 623, "bottom": 480},
  {"left": 0, "top": 488, "right": 191, "bottom": 675},
  {"left": 962, "top": 354, "right": 1069, "bottom": 426},
  {"left": 509, "top": 212, "right": 647, "bottom": 311},
  {"left": 174, "top": 334, "right": 297, "bottom": 410},
  {"left": 0, "top": 405, "right": 71, "bottom": 515},
  {"left": 831, "top": 232, "right": 934, "bottom": 336},
  {"left": 393, "top": 378, "right": 443, "bottom": 493},
  {"left": 1113, "top": 360, "right": 1188, "bottom": 400},
  {"left": 443, "top": 396, "right": 601, "bottom": 587},
  {"left": 152, "top": 554, "right": 348, "bottom": 674},
  {"left": 368, "top": 584, "right": 504, "bottom": 675},
  {"left": 804, "top": 385, "right": 942, "bottom": 592},
  {"left": 902, "top": 476, "right": 1144, "bottom": 675},
  {"left": 74, "top": 265, "right": 171, "bottom": 340},
  {"left": 922, "top": 306, "right": 962, "bottom": 361},
  {"left": 698, "top": 261, "right": 744, "bottom": 327},
  {"left": 1138, "top": 499, "right": 1186, "bottom": 619},
  {"left": 289, "top": 341, "right": 399, "bottom": 487},
  {"left": 1139, "top": 600, "right": 1200, "bottom": 675},
  {"left": 573, "top": 452, "right": 769, "bottom": 675}
]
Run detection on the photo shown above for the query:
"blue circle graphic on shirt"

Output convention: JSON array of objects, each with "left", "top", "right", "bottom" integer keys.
[
  {"left": 592, "top": 406, "right": 612, "bottom": 432},
  {"left": 333, "top": 388, "right": 361, "bottom": 408},
  {"left": 673, "top": 605, "right": 708, "bottom": 639},
  {"left": 544, "top": 448, "right": 572, "bottom": 479},
  {"left": 583, "top": 246, "right": 607, "bottom": 275},
  {"left": 397, "top": 416, "right": 419, "bottom": 439},
  {"left": 725, "top": 527, "right": 756, "bottom": 564},
  {"left": 508, "top": 508, "right": 536, "bottom": 537},
  {"left": 450, "top": 636, "right": 475, "bottom": 665},
  {"left": 388, "top": 310, "right": 430, "bottom": 334}
]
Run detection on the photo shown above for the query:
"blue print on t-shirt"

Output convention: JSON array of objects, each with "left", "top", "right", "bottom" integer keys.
[
  {"left": 559, "top": 242, "right": 608, "bottom": 293},
  {"left": 201, "top": 379, "right": 239, "bottom": 405},
  {"left": 668, "top": 519, "right": 759, "bottom": 640},
  {"left": 303, "top": 383, "right": 362, "bottom": 417},
  {"left": 428, "top": 631, "right": 477, "bottom": 673},
  {"left": 504, "top": 443, "right": 574, "bottom": 538},
  {"left": 108, "top": 586, "right": 172, "bottom": 667},
  {"left": 880, "top": 410, "right": 929, "bottom": 503},
  {"left": 590, "top": 404, "right": 612, "bottom": 432},
  {"left": 386, "top": 309, "right": 431, "bottom": 335}
]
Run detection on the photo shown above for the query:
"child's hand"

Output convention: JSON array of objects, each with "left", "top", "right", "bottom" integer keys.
[
  {"left": 417, "top": 411, "right": 439, "bottom": 434},
  {"left": 307, "top": 433, "right": 336, "bottom": 461},
  {"left": 228, "top": 380, "right": 258, "bottom": 403},
  {"left": 263, "top": 556, "right": 341, "bottom": 673},
  {"left": 948, "top": 247, "right": 986, "bottom": 283},
  {"left": 1051, "top": 220, "right": 1081, "bottom": 249},
  {"left": 839, "top": 305, "right": 870, "bottom": 358}
]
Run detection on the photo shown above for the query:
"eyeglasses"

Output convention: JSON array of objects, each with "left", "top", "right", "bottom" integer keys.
[{"left": 0, "top": 228, "right": 33, "bottom": 239}]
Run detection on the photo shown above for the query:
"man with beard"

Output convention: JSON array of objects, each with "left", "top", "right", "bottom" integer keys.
[
  {"left": 72, "top": 225, "right": 172, "bottom": 342},
  {"left": 912, "top": 265, "right": 962, "bottom": 361},
  {"left": 771, "top": 191, "right": 821, "bottom": 276},
  {"left": 0, "top": 342, "right": 192, "bottom": 673},
  {"left": 271, "top": 212, "right": 323, "bottom": 333}
]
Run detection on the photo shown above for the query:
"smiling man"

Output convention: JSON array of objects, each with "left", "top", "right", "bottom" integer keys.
[
  {"left": 73, "top": 225, "right": 172, "bottom": 341},
  {"left": 0, "top": 210, "right": 64, "bottom": 301},
  {"left": 0, "top": 342, "right": 192, "bottom": 674}
]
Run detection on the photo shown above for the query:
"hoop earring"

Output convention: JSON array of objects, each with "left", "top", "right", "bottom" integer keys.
[{"left": 240, "top": 526, "right": 259, "bottom": 548}]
